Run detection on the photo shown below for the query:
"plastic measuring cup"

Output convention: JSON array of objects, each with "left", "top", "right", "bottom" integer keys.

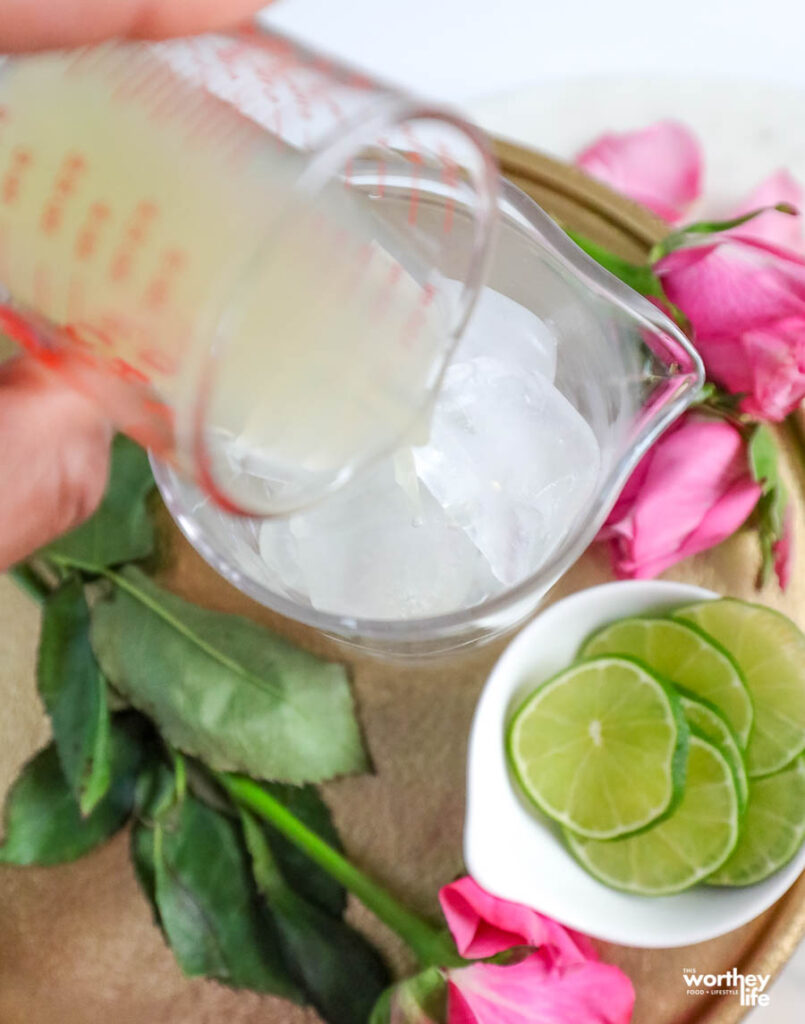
[{"left": 0, "top": 26, "right": 498, "bottom": 514}]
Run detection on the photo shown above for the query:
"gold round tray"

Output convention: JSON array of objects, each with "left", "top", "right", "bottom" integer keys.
[{"left": 1, "top": 141, "right": 804, "bottom": 1023}]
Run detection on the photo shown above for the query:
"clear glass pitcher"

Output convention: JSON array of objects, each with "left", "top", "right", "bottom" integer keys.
[{"left": 154, "top": 177, "right": 704, "bottom": 656}]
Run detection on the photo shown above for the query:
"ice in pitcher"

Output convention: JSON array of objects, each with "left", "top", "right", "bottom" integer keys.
[{"left": 257, "top": 285, "right": 601, "bottom": 619}]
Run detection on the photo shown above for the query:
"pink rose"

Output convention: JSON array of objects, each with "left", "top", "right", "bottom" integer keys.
[
  {"left": 439, "top": 878, "right": 634, "bottom": 1024},
  {"left": 576, "top": 123, "right": 805, "bottom": 421},
  {"left": 576, "top": 121, "right": 702, "bottom": 223},
  {"left": 600, "top": 415, "right": 762, "bottom": 579},
  {"left": 383, "top": 877, "right": 635, "bottom": 1023},
  {"left": 657, "top": 236, "right": 805, "bottom": 421}
]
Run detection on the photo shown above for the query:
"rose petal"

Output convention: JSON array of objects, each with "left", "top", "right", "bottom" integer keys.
[
  {"left": 447, "top": 956, "right": 635, "bottom": 1024},
  {"left": 730, "top": 170, "right": 803, "bottom": 251},
  {"left": 439, "top": 877, "right": 596, "bottom": 965},
  {"left": 603, "top": 416, "right": 761, "bottom": 579},
  {"left": 576, "top": 121, "right": 702, "bottom": 223},
  {"left": 658, "top": 239, "right": 805, "bottom": 339},
  {"left": 673, "top": 475, "right": 763, "bottom": 563},
  {"left": 740, "top": 320, "right": 805, "bottom": 420}
]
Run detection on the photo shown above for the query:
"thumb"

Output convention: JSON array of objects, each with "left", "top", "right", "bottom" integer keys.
[{"left": 0, "top": 356, "right": 112, "bottom": 569}]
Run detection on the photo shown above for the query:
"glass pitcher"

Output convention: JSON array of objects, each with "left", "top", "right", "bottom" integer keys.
[
  {"left": 0, "top": 27, "right": 703, "bottom": 655},
  {"left": 154, "top": 175, "right": 704, "bottom": 656}
]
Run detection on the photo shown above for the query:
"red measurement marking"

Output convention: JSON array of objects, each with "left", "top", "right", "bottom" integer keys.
[
  {"left": 108, "top": 201, "right": 159, "bottom": 283},
  {"left": 399, "top": 290, "right": 434, "bottom": 350},
  {"left": 141, "top": 69, "right": 178, "bottom": 120},
  {"left": 439, "top": 145, "right": 458, "bottom": 234},
  {"left": 0, "top": 308, "right": 62, "bottom": 365},
  {"left": 143, "top": 397, "right": 174, "bottom": 430},
  {"left": 65, "top": 322, "right": 115, "bottom": 351},
  {"left": 40, "top": 152, "right": 87, "bottom": 236},
  {"left": 62, "top": 324, "right": 93, "bottom": 351},
  {"left": 235, "top": 24, "right": 295, "bottom": 59},
  {"left": 97, "top": 311, "right": 150, "bottom": 350},
  {"left": 109, "top": 357, "right": 149, "bottom": 384},
  {"left": 2, "top": 147, "right": 33, "bottom": 205},
  {"left": 75, "top": 201, "right": 111, "bottom": 261},
  {"left": 215, "top": 40, "right": 254, "bottom": 79},
  {"left": 346, "top": 71, "right": 373, "bottom": 91},
  {"left": 138, "top": 347, "right": 177, "bottom": 375},
  {"left": 112, "top": 62, "right": 153, "bottom": 104},
  {"left": 144, "top": 247, "right": 187, "bottom": 309},
  {"left": 110, "top": 254, "right": 132, "bottom": 283},
  {"left": 370, "top": 262, "right": 403, "bottom": 323}
]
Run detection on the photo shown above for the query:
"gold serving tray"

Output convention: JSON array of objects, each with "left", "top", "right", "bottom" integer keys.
[{"left": 1, "top": 140, "right": 803, "bottom": 1023}]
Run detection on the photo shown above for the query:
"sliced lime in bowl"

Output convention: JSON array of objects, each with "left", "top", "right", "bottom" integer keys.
[
  {"left": 707, "top": 756, "right": 805, "bottom": 887},
  {"left": 581, "top": 616, "right": 752, "bottom": 747},
  {"left": 565, "top": 733, "right": 741, "bottom": 895},
  {"left": 675, "top": 600, "right": 805, "bottom": 777},
  {"left": 677, "top": 691, "right": 748, "bottom": 814},
  {"left": 507, "top": 656, "right": 688, "bottom": 839}
]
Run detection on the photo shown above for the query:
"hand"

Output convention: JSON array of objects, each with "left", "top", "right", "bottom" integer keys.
[{"left": 0, "top": 0, "right": 268, "bottom": 570}]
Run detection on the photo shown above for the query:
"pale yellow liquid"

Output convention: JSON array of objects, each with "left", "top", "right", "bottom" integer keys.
[{"left": 0, "top": 45, "right": 448, "bottom": 511}]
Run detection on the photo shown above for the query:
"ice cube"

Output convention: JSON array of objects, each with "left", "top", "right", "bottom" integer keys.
[
  {"left": 258, "top": 458, "right": 499, "bottom": 620},
  {"left": 414, "top": 357, "right": 600, "bottom": 586},
  {"left": 443, "top": 280, "right": 558, "bottom": 381}
]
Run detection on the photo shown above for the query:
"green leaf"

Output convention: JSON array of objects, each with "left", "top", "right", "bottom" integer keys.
[
  {"left": 749, "top": 425, "right": 789, "bottom": 584},
  {"left": 90, "top": 567, "right": 368, "bottom": 784},
  {"left": 369, "top": 968, "right": 447, "bottom": 1024},
  {"left": 0, "top": 718, "right": 142, "bottom": 865},
  {"left": 241, "top": 810, "right": 389, "bottom": 1024},
  {"left": 369, "top": 988, "right": 393, "bottom": 1024},
  {"left": 650, "top": 204, "right": 798, "bottom": 262},
  {"left": 750, "top": 425, "right": 782, "bottom": 496},
  {"left": 565, "top": 230, "right": 663, "bottom": 294},
  {"left": 147, "top": 791, "right": 302, "bottom": 998},
  {"left": 130, "top": 759, "right": 179, "bottom": 925},
  {"left": 261, "top": 783, "right": 346, "bottom": 916},
  {"left": 37, "top": 577, "right": 112, "bottom": 814},
  {"left": 131, "top": 818, "right": 159, "bottom": 917},
  {"left": 46, "top": 434, "right": 155, "bottom": 569}
]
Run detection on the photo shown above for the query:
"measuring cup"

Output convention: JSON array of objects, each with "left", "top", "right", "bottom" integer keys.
[{"left": 0, "top": 27, "right": 497, "bottom": 514}]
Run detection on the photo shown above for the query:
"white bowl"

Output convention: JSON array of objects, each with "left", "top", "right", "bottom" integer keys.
[{"left": 464, "top": 579, "right": 805, "bottom": 948}]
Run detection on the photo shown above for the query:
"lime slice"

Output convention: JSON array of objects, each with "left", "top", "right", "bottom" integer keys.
[
  {"left": 678, "top": 691, "right": 748, "bottom": 814},
  {"left": 676, "top": 600, "right": 805, "bottom": 777},
  {"left": 582, "top": 616, "right": 752, "bottom": 748},
  {"left": 707, "top": 755, "right": 805, "bottom": 886},
  {"left": 507, "top": 656, "right": 687, "bottom": 839},
  {"left": 566, "top": 734, "right": 740, "bottom": 895}
]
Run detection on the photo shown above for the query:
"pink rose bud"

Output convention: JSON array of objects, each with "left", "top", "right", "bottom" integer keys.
[
  {"left": 599, "top": 415, "right": 763, "bottom": 579},
  {"left": 434, "top": 877, "right": 635, "bottom": 1024}
]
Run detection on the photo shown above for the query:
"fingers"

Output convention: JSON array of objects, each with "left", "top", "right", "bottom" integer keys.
[
  {"left": 0, "top": 0, "right": 271, "bottom": 52},
  {"left": 0, "top": 357, "right": 112, "bottom": 569}
]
